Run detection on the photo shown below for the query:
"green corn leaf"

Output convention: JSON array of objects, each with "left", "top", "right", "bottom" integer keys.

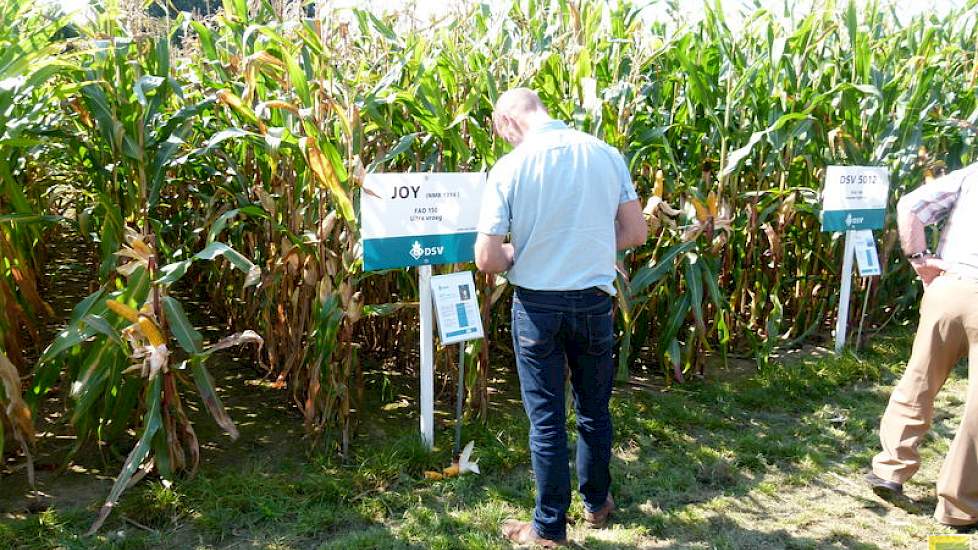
[
  {"left": 0, "top": 214, "right": 62, "bottom": 225},
  {"left": 82, "top": 314, "right": 126, "bottom": 349},
  {"left": 685, "top": 254, "right": 706, "bottom": 332},
  {"left": 158, "top": 242, "right": 260, "bottom": 287},
  {"left": 189, "top": 356, "right": 238, "bottom": 439},
  {"left": 161, "top": 297, "right": 204, "bottom": 354},
  {"left": 659, "top": 294, "right": 691, "bottom": 353},
  {"left": 721, "top": 112, "right": 812, "bottom": 176},
  {"left": 207, "top": 205, "right": 270, "bottom": 244},
  {"left": 369, "top": 132, "right": 419, "bottom": 171},
  {"left": 365, "top": 10, "right": 398, "bottom": 43},
  {"left": 363, "top": 302, "right": 410, "bottom": 317},
  {"left": 102, "top": 377, "right": 141, "bottom": 442},
  {"left": 199, "top": 127, "right": 259, "bottom": 154},
  {"left": 285, "top": 54, "right": 311, "bottom": 106},
  {"left": 156, "top": 259, "right": 192, "bottom": 286},
  {"left": 193, "top": 242, "right": 260, "bottom": 287},
  {"left": 627, "top": 241, "right": 696, "bottom": 299},
  {"left": 148, "top": 125, "right": 193, "bottom": 212},
  {"left": 70, "top": 344, "right": 124, "bottom": 427},
  {"left": 38, "top": 321, "right": 98, "bottom": 365},
  {"left": 665, "top": 338, "right": 682, "bottom": 376},
  {"left": 700, "top": 257, "right": 725, "bottom": 310},
  {"left": 0, "top": 157, "right": 31, "bottom": 213},
  {"left": 134, "top": 75, "right": 165, "bottom": 107},
  {"left": 86, "top": 374, "right": 163, "bottom": 535}
]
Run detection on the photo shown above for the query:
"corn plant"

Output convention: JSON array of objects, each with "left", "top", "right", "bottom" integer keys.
[
  {"left": 31, "top": 228, "right": 261, "bottom": 532},
  {"left": 22, "top": 0, "right": 264, "bottom": 531},
  {"left": 0, "top": 0, "right": 75, "bottom": 475},
  {"left": 0, "top": 0, "right": 64, "bottom": 364},
  {"left": 7, "top": 0, "right": 978, "bottom": 511},
  {"left": 182, "top": 0, "right": 978, "bottom": 396}
]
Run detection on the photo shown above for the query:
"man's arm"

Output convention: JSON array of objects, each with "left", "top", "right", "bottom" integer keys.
[
  {"left": 896, "top": 195, "right": 929, "bottom": 256},
  {"left": 897, "top": 195, "right": 948, "bottom": 286},
  {"left": 475, "top": 160, "right": 513, "bottom": 274},
  {"left": 616, "top": 199, "right": 648, "bottom": 250},
  {"left": 474, "top": 233, "right": 515, "bottom": 274}
]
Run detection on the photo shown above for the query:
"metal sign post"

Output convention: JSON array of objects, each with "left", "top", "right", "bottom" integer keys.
[
  {"left": 834, "top": 230, "right": 856, "bottom": 353},
  {"left": 419, "top": 265, "right": 434, "bottom": 448},
  {"left": 454, "top": 344, "right": 465, "bottom": 458}
]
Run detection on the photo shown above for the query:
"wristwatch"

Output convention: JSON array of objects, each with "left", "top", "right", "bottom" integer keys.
[{"left": 907, "top": 250, "right": 931, "bottom": 260}]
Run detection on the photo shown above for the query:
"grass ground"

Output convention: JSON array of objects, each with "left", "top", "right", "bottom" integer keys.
[{"left": 1, "top": 323, "right": 974, "bottom": 549}]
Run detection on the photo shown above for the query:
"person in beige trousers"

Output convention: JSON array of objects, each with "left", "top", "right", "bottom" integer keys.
[{"left": 867, "top": 162, "right": 978, "bottom": 528}]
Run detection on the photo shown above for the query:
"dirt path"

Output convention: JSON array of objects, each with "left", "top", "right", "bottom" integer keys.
[{"left": 2, "top": 231, "right": 109, "bottom": 516}]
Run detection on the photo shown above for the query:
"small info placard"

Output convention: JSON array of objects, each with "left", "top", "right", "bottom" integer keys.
[
  {"left": 431, "top": 271, "right": 484, "bottom": 345},
  {"left": 852, "top": 229, "right": 881, "bottom": 277}
]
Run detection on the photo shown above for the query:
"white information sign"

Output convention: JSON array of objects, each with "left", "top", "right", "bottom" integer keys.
[
  {"left": 359, "top": 172, "right": 486, "bottom": 451},
  {"left": 853, "top": 230, "right": 881, "bottom": 277},
  {"left": 821, "top": 166, "right": 890, "bottom": 232},
  {"left": 360, "top": 173, "right": 485, "bottom": 271},
  {"left": 823, "top": 166, "right": 891, "bottom": 353},
  {"left": 431, "top": 271, "right": 484, "bottom": 345}
]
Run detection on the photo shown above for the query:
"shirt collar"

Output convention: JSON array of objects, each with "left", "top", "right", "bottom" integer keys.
[{"left": 524, "top": 119, "right": 567, "bottom": 139}]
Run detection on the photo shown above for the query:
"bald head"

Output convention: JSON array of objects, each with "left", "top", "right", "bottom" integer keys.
[{"left": 492, "top": 88, "right": 551, "bottom": 146}]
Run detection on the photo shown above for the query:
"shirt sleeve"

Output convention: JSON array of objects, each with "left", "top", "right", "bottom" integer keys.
[
  {"left": 903, "top": 166, "right": 970, "bottom": 225},
  {"left": 614, "top": 149, "right": 639, "bottom": 204},
  {"left": 477, "top": 162, "right": 511, "bottom": 235}
]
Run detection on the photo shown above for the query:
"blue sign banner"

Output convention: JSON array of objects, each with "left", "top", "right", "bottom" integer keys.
[
  {"left": 362, "top": 232, "right": 477, "bottom": 271},
  {"left": 820, "top": 208, "right": 886, "bottom": 232}
]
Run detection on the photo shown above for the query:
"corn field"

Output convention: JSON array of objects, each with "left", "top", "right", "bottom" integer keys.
[{"left": 2, "top": 0, "right": 977, "bottom": 532}]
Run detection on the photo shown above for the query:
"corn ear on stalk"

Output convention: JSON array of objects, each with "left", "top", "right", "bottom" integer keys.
[
  {"left": 130, "top": 238, "right": 153, "bottom": 257},
  {"left": 653, "top": 169, "right": 665, "bottom": 197},
  {"left": 106, "top": 300, "right": 140, "bottom": 323},
  {"left": 137, "top": 316, "right": 166, "bottom": 346}
]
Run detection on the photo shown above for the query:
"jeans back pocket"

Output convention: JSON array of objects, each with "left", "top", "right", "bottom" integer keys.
[
  {"left": 586, "top": 310, "right": 614, "bottom": 356},
  {"left": 513, "top": 306, "right": 560, "bottom": 360}
]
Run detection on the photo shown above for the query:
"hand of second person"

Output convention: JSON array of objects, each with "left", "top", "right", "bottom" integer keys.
[{"left": 910, "top": 256, "right": 948, "bottom": 287}]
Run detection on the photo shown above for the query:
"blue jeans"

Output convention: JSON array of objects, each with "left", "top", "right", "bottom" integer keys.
[{"left": 511, "top": 286, "right": 615, "bottom": 541}]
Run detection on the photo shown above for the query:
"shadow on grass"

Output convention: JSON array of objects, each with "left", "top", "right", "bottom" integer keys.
[
  {"left": 3, "top": 322, "right": 954, "bottom": 549},
  {"left": 295, "top": 328, "right": 922, "bottom": 549},
  {"left": 580, "top": 516, "right": 885, "bottom": 549}
]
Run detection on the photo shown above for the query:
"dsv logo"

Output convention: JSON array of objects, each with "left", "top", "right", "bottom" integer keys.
[{"left": 409, "top": 241, "right": 444, "bottom": 261}]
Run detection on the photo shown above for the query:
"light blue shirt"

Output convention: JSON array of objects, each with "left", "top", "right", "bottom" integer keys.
[{"left": 477, "top": 120, "right": 638, "bottom": 295}]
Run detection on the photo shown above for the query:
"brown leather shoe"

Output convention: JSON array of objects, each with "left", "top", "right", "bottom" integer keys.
[
  {"left": 583, "top": 494, "right": 615, "bottom": 528},
  {"left": 501, "top": 519, "right": 567, "bottom": 547},
  {"left": 865, "top": 472, "right": 903, "bottom": 499}
]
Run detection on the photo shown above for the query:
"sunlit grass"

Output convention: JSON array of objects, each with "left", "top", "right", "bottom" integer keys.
[{"left": 4, "top": 327, "right": 971, "bottom": 549}]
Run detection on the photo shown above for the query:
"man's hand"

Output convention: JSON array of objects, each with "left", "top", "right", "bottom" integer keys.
[
  {"left": 502, "top": 243, "right": 515, "bottom": 266},
  {"left": 910, "top": 256, "right": 948, "bottom": 287}
]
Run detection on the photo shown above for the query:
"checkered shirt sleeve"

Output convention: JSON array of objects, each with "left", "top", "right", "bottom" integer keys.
[{"left": 903, "top": 167, "right": 968, "bottom": 226}]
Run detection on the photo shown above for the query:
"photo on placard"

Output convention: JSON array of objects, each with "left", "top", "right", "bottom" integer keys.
[{"left": 458, "top": 284, "right": 471, "bottom": 301}]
